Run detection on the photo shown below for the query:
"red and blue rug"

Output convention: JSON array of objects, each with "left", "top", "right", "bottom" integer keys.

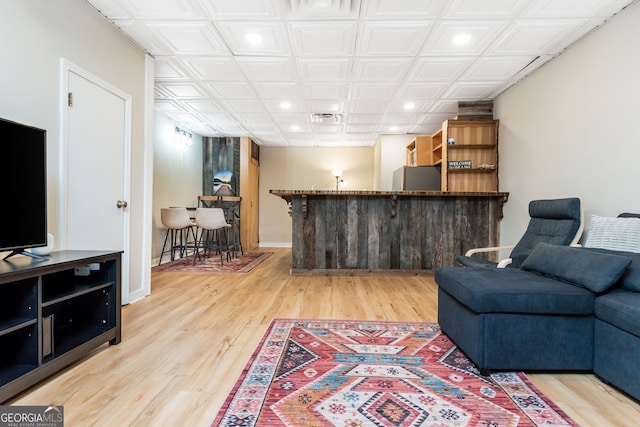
[
  {"left": 152, "top": 251, "right": 272, "bottom": 273},
  {"left": 212, "top": 319, "right": 578, "bottom": 426}
]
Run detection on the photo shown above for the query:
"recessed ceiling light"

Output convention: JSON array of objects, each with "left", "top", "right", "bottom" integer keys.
[
  {"left": 453, "top": 34, "right": 471, "bottom": 45},
  {"left": 389, "top": 126, "right": 399, "bottom": 132},
  {"left": 280, "top": 102, "right": 292, "bottom": 110},
  {"left": 403, "top": 102, "right": 416, "bottom": 110},
  {"left": 290, "top": 125, "right": 300, "bottom": 131},
  {"left": 245, "top": 33, "right": 263, "bottom": 44}
]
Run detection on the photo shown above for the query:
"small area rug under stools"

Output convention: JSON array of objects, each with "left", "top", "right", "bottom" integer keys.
[
  {"left": 212, "top": 319, "right": 578, "bottom": 427},
  {"left": 152, "top": 252, "right": 272, "bottom": 273}
]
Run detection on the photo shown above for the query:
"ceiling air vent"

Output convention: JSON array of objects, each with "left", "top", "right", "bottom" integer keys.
[
  {"left": 289, "top": 0, "right": 360, "bottom": 19},
  {"left": 310, "top": 113, "right": 343, "bottom": 125}
]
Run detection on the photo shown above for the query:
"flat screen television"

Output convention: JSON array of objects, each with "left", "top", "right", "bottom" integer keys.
[{"left": 0, "top": 117, "right": 47, "bottom": 260}]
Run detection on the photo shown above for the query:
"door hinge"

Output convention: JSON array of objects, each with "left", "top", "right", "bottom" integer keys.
[{"left": 68, "top": 92, "right": 73, "bottom": 107}]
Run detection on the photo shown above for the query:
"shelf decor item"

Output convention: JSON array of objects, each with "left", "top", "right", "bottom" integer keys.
[
  {"left": 448, "top": 160, "right": 472, "bottom": 169},
  {"left": 31, "top": 233, "right": 54, "bottom": 256}
]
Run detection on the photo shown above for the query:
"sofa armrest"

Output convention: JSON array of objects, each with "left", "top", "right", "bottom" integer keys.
[
  {"left": 497, "top": 258, "right": 513, "bottom": 268},
  {"left": 463, "top": 245, "right": 516, "bottom": 269},
  {"left": 464, "top": 245, "right": 515, "bottom": 257}
]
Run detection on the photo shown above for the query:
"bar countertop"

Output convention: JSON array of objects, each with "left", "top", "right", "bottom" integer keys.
[{"left": 270, "top": 189, "right": 509, "bottom": 203}]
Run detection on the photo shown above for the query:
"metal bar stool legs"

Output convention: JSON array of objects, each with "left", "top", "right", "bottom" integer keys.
[
  {"left": 192, "top": 208, "right": 232, "bottom": 265},
  {"left": 218, "top": 196, "right": 243, "bottom": 259},
  {"left": 160, "top": 208, "right": 195, "bottom": 265},
  {"left": 230, "top": 215, "right": 243, "bottom": 258},
  {"left": 193, "top": 227, "right": 227, "bottom": 265}
]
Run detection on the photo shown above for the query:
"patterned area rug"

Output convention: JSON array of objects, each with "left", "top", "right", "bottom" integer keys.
[
  {"left": 213, "top": 319, "right": 578, "bottom": 427},
  {"left": 152, "top": 252, "right": 272, "bottom": 273}
]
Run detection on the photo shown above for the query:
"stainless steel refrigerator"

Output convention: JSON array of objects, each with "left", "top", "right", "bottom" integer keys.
[{"left": 392, "top": 166, "right": 442, "bottom": 191}]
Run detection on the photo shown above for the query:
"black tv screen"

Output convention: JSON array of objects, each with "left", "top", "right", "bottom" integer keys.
[{"left": 0, "top": 117, "right": 47, "bottom": 258}]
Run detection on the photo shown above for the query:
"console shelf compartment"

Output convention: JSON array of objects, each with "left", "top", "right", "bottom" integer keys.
[
  {"left": 0, "top": 318, "right": 37, "bottom": 337},
  {"left": 0, "top": 325, "right": 38, "bottom": 386},
  {"left": 42, "top": 282, "right": 114, "bottom": 307},
  {"left": 0, "top": 278, "right": 37, "bottom": 337}
]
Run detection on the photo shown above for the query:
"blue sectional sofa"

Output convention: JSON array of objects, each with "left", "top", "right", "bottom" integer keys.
[
  {"left": 436, "top": 242, "right": 640, "bottom": 401},
  {"left": 589, "top": 247, "right": 640, "bottom": 401}
]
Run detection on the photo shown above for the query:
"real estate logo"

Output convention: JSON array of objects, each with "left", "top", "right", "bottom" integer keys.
[{"left": 0, "top": 406, "right": 63, "bottom": 427}]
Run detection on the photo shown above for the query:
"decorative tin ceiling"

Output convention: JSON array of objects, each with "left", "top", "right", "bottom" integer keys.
[{"left": 84, "top": 0, "right": 636, "bottom": 146}]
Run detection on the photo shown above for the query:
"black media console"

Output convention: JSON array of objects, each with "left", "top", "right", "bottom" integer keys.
[{"left": 0, "top": 250, "right": 122, "bottom": 402}]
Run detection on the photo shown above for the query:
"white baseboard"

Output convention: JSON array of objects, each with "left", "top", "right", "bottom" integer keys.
[
  {"left": 259, "top": 242, "right": 292, "bottom": 248},
  {"left": 152, "top": 250, "right": 193, "bottom": 267}
]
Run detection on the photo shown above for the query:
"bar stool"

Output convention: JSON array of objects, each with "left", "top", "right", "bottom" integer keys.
[
  {"left": 159, "top": 207, "right": 196, "bottom": 264},
  {"left": 198, "top": 195, "right": 218, "bottom": 208},
  {"left": 219, "top": 196, "right": 243, "bottom": 258},
  {"left": 193, "top": 207, "right": 231, "bottom": 265}
]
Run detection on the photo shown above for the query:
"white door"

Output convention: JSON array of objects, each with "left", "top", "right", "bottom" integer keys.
[{"left": 60, "top": 63, "right": 131, "bottom": 304}]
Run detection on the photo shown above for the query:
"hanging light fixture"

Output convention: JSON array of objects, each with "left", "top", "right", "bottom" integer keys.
[{"left": 173, "top": 126, "right": 193, "bottom": 148}]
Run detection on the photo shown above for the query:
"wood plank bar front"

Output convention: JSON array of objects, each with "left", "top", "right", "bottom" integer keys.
[{"left": 270, "top": 190, "right": 509, "bottom": 275}]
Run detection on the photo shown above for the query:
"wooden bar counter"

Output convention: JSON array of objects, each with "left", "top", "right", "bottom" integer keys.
[{"left": 270, "top": 190, "right": 509, "bottom": 275}]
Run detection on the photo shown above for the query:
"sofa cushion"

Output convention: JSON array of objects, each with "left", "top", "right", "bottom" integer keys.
[
  {"left": 584, "top": 215, "right": 640, "bottom": 252},
  {"left": 520, "top": 243, "right": 631, "bottom": 293},
  {"left": 435, "top": 267, "right": 595, "bottom": 315},
  {"left": 583, "top": 247, "right": 640, "bottom": 292},
  {"left": 595, "top": 289, "right": 640, "bottom": 338}
]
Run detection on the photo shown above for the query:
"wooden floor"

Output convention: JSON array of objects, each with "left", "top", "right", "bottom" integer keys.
[{"left": 9, "top": 248, "right": 640, "bottom": 426}]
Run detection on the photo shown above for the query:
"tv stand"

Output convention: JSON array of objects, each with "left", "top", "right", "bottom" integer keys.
[
  {"left": 2, "top": 249, "right": 49, "bottom": 261},
  {"left": 0, "top": 250, "right": 121, "bottom": 403}
]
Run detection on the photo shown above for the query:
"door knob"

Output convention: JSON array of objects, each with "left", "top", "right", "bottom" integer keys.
[{"left": 116, "top": 200, "right": 128, "bottom": 209}]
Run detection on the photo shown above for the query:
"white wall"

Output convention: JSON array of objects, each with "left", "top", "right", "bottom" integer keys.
[
  {"left": 374, "top": 134, "right": 417, "bottom": 190},
  {"left": 0, "top": 0, "right": 150, "bottom": 299},
  {"left": 151, "top": 111, "right": 203, "bottom": 262},
  {"left": 259, "top": 146, "right": 374, "bottom": 246},
  {"left": 495, "top": 1, "right": 640, "bottom": 246}
]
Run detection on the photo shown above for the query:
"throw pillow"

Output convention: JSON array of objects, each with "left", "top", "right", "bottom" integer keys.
[
  {"left": 584, "top": 215, "right": 640, "bottom": 252},
  {"left": 584, "top": 247, "right": 640, "bottom": 292},
  {"left": 521, "top": 243, "right": 631, "bottom": 293}
]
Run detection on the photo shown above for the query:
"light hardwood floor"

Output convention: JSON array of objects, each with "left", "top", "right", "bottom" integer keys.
[{"left": 9, "top": 248, "right": 640, "bottom": 426}]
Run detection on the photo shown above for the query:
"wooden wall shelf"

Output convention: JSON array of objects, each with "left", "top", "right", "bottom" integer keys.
[{"left": 404, "top": 119, "right": 499, "bottom": 192}]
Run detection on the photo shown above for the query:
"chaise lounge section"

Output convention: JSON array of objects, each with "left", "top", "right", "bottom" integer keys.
[
  {"left": 436, "top": 237, "right": 640, "bottom": 401},
  {"left": 436, "top": 265, "right": 597, "bottom": 373}
]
